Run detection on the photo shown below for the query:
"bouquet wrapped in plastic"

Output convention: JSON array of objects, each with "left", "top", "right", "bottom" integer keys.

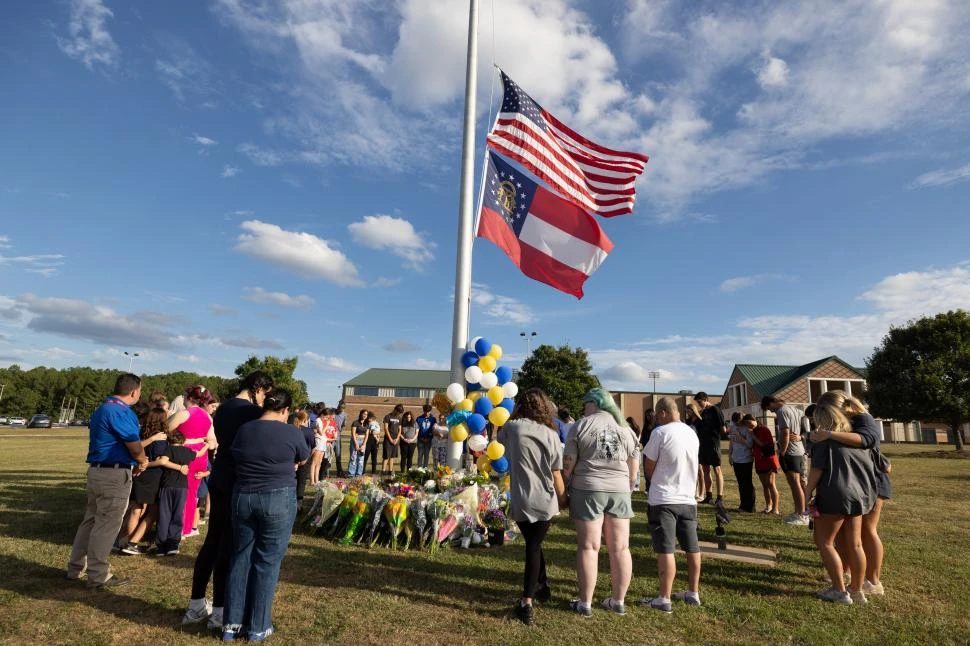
[
  {"left": 408, "top": 497, "right": 428, "bottom": 550},
  {"left": 366, "top": 489, "right": 391, "bottom": 547},
  {"left": 339, "top": 498, "right": 371, "bottom": 545},
  {"left": 384, "top": 495, "right": 409, "bottom": 550},
  {"left": 306, "top": 481, "right": 346, "bottom": 535}
]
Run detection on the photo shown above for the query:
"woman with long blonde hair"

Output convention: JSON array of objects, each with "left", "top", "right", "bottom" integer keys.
[
  {"left": 810, "top": 391, "right": 891, "bottom": 597},
  {"left": 807, "top": 394, "right": 878, "bottom": 604}
]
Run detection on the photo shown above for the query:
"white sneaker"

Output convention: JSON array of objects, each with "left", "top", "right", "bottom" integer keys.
[
  {"left": 862, "top": 579, "right": 885, "bottom": 596},
  {"left": 186, "top": 529, "right": 200, "bottom": 538},
  {"left": 786, "top": 514, "right": 810, "bottom": 526},
  {"left": 181, "top": 598, "right": 212, "bottom": 625},
  {"left": 207, "top": 607, "right": 223, "bottom": 631},
  {"left": 849, "top": 589, "right": 867, "bottom": 605},
  {"left": 671, "top": 590, "right": 702, "bottom": 606},
  {"left": 817, "top": 587, "right": 852, "bottom": 604}
]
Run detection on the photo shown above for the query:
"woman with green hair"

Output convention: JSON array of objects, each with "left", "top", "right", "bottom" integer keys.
[{"left": 562, "top": 387, "right": 639, "bottom": 618}]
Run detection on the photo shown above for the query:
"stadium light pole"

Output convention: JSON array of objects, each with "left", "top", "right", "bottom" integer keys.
[
  {"left": 520, "top": 331, "right": 537, "bottom": 355},
  {"left": 124, "top": 351, "right": 140, "bottom": 372},
  {"left": 648, "top": 370, "right": 660, "bottom": 398}
]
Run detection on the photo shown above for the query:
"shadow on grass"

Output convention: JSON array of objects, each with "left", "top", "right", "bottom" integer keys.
[
  {"left": 0, "top": 554, "right": 184, "bottom": 630},
  {"left": 0, "top": 481, "right": 88, "bottom": 545}
]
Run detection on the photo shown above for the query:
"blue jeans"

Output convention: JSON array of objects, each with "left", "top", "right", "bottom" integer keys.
[
  {"left": 347, "top": 445, "right": 365, "bottom": 477},
  {"left": 224, "top": 487, "right": 297, "bottom": 640}
]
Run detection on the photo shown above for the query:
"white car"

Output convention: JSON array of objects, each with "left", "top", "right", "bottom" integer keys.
[{"left": 8, "top": 417, "right": 26, "bottom": 426}]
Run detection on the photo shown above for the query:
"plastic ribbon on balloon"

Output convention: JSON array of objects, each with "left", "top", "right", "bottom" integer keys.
[{"left": 446, "top": 409, "right": 472, "bottom": 427}]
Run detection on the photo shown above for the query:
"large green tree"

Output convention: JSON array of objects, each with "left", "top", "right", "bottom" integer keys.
[
  {"left": 866, "top": 310, "right": 970, "bottom": 451},
  {"left": 234, "top": 355, "right": 309, "bottom": 409},
  {"left": 515, "top": 344, "right": 600, "bottom": 419}
]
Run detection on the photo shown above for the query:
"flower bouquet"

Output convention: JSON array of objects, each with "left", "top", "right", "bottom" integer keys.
[
  {"left": 366, "top": 489, "right": 391, "bottom": 546},
  {"left": 482, "top": 508, "right": 507, "bottom": 546},
  {"left": 339, "top": 498, "right": 371, "bottom": 545},
  {"left": 330, "top": 487, "right": 359, "bottom": 537},
  {"left": 306, "top": 481, "right": 346, "bottom": 535},
  {"left": 384, "top": 495, "right": 409, "bottom": 550}
]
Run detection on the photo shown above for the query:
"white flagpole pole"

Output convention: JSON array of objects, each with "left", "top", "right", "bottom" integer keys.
[{"left": 447, "top": 0, "right": 479, "bottom": 470}]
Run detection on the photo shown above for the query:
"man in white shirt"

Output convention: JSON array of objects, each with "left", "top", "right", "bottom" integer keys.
[{"left": 639, "top": 397, "right": 702, "bottom": 613}]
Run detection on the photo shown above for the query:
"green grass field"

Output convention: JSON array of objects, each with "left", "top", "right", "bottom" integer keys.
[{"left": 1, "top": 432, "right": 968, "bottom": 645}]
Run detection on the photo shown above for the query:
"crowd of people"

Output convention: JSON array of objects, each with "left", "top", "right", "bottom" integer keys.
[{"left": 65, "top": 372, "right": 891, "bottom": 637}]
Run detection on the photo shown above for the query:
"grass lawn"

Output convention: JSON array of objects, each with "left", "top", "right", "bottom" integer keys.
[{"left": 1, "top": 434, "right": 968, "bottom": 645}]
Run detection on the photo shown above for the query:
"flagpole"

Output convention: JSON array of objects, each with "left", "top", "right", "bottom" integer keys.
[
  {"left": 447, "top": 0, "right": 479, "bottom": 470},
  {"left": 449, "top": 0, "right": 479, "bottom": 385}
]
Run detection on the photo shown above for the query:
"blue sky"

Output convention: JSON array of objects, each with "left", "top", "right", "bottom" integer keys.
[{"left": 2, "top": 0, "right": 970, "bottom": 402}]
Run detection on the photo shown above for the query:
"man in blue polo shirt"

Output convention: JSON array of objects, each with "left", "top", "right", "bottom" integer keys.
[{"left": 67, "top": 373, "right": 148, "bottom": 588}]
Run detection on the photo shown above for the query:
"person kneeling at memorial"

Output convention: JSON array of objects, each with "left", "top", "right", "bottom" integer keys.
[
  {"left": 639, "top": 397, "right": 702, "bottom": 613},
  {"left": 222, "top": 388, "right": 310, "bottom": 641}
]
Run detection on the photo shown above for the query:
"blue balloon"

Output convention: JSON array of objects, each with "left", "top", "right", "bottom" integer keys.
[
  {"left": 474, "top": 397, "right": 494, "bottom": 417},
  {"left": 466, "top": 413, "right": 487, "bottom": 435},
  {"left": 446, "top": 410, "right": 471, "bottom": 427},
  {"left": 495, "top": 365, "right": 513, "bottom": 385},
  {"left": 499, "top": 398, "right": 515, "bottom": 412},
  {"left": 491, "top": 456, "right": 509, "bottom": 473},
  {"left": 461, "top": 351, "right": 480, "bottom": 368},
  {"left": 474, "top": 337, "right": 492, "bottom": 357},
  {"left": 466, "top": 382, "right": 482, "bottom": 392}
]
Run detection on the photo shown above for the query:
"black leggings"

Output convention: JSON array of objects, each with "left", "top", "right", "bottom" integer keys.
[
  {"left": 363, "top": 438, "right": 379, "bottom": 474},
  {"left": 399, "top": 442, "right": 416, "bottom": 472},
  {"left": 518, "top": 519, "right": 551, "bottom": 599},
  {"left": 190, "top": 486, "right": 232, "bottom": 606},
  {"left": 733, "top": 461, "right": 755, "bottom": 512}
]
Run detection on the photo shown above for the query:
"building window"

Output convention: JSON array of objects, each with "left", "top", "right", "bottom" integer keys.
[
  {"left": 394, "top": 388, "right": 420, "bottom": 398},
  {"left": 354, "top": 386, "right": 379, "bottom": 397},
  {"left": 808, "top": 378, "right": 867, "bottom": 403},
  {"left": 728, "top": 383, "right": 747, "bottom": 408}
]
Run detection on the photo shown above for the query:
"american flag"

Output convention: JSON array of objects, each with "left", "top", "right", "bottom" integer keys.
[{"left": 487, "top": 70, "right": 649, "bottom": 218}]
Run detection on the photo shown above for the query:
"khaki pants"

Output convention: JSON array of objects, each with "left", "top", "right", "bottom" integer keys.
[{"left": 67, "top": 466, "right": 132, "bottom": 584}]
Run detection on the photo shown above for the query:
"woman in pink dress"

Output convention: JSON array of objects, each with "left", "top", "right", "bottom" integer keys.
[{"left": 168, "top": 385, "right": 216, "bottom": 536}]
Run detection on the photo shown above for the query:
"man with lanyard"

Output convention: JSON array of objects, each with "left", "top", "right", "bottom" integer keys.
[
  {"left": 67, "top": 373, "right": 148, "bottom": 588},
  {"left": 415, "top": 404, "right": 436, "bottom": 468},
  {"left": 334, "top": 402, "right": 347, "bottom": 477}
]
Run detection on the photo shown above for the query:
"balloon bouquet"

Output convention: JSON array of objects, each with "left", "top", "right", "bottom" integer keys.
[{"left": 443, "top": 336, "right": 518, "bottom": 478}]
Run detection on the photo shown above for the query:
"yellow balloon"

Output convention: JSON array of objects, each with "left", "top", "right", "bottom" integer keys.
[
  {"left": 500, "top": 474, "right": 511, "bottom": 490},
  {"left": 468, "top": 391, "right": 484, "bottom": 401},
  {"left": 456, "top": 398, "right": 473, "bottom": 411},
  {"left": 487, "top": 385, "right": 504, "bottom": 405},
  {"left": 450, "top": 424, "right": 469, "bottom": 442},
  {"left": 476, "top": 454, "right": 492, "bottom": 475},
  {"left": 478, "top": 355, "right": 497, "bottom": 372},
  {"left": 487, "top": 343, "right": 503, "bottom": 360},
  {"left": 488, "top": 407, "right": 510, "bottom": 427},
  {"left": 486, "top": 440, "right": 506, "bottom": 460}
]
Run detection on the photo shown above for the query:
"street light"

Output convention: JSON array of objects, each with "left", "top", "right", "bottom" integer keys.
[
  {"left": 648, "top": 370, "right": 661, "bottom": 397},
  {"left": 123, "top": 351, "right": 141, "bottom": 372},
  {"left": 519, "top": 331, "right": 537, "bottom": 355}
]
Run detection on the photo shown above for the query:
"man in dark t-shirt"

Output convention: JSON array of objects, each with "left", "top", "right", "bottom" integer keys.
[{"left": 694, "top": 392, "right": 726, "bottom": 504}]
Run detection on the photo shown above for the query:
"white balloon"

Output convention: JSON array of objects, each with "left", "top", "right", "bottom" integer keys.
[
  {"left": 468, "top": 336, "right": 482, "bottom": 351},
  {"left": 467, "top": 434, "right": 487, "bottom": 452},
  {"left": 479, "top": 371, "right": 498, "bottom": 389},
  {"left": 464, "top": 365, "right": 483, "bottom": 384},
  {"left": 501, "top": 381, "right": 519, "bottom": 398},
  {"left": 446, "top": 382, "right": 465, "bottom": 404}
]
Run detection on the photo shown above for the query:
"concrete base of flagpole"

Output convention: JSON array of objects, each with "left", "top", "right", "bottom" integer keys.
[{"left": 447, "top": 440, "right": 463, "bottom": 470}]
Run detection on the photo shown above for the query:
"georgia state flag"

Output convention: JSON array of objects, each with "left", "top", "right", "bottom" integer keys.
[{"left": 476, "top": 150, "right": 613, "bottom": 299}]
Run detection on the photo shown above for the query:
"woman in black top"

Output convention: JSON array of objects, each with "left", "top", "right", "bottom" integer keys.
[
  {"left": 223, "top": 388, "right": 310, "bottom": 641},
  {"left": 348, "top": 410, "right": 368, "bottom": 477},
  {"left": 381, "top": 404, "right": 403, "bottom": 476},
  {"left": 183, "top": 371, "right": 273, "bottom": 629},
  {"left": 399, "top": 411, "right": 418, "bottom": 473},
  {"left": 807, "top": 398, "right": 877, "bottom": 604}
]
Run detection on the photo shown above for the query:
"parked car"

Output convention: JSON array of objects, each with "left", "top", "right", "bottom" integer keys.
[
  {"left": 69, "top": 419, "right": 89, "bottom": 427},
  {"left": 8, "top": 416, "right": 26, "bottom": 426},
  {"left": 27, "top": 415, "right": 52, "bottom": 429},
  {"left": 0, "top": 416, "right": 8, "bottom": 424}
]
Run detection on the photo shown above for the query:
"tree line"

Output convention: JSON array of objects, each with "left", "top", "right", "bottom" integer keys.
[{"left": 0, "top": 355, "right": 310, "bottom": 420}]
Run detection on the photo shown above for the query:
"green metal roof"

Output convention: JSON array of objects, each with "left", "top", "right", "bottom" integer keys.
[
  {"left": 344, "top": 368, "right": 451, "bottom": 390},
  {"left": 735, "top": 356, "right": 865, "bottom": 398}
]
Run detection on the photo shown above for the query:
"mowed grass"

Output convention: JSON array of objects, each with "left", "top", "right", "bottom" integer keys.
[{"left": 1, "top": 435, "right": 968, "bottom": 646}]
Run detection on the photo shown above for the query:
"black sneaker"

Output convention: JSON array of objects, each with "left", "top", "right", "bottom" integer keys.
[
  {"left": 701, "top": 493, "right": 713, "bottom": 505},
  {"left": 535, "top": 585, "right": 551, "bottom": 603},
  {"left": 513, "top": 601, "right": 534, "bottom": 625},
  {"left": 86, "top": 575, "right": 130, "bottom": 589},
  {"left": 120, "top": 543, "right": 142, "bottom": 556}
]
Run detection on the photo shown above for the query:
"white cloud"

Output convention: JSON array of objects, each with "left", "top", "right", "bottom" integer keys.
[
  {"left": 222, "top": 165, "right": 242, "bottom": 178},
  {"left": 372, "top": 276, "right": 402, "bottom": 288},
  {"left": 719, "top": 273, "right": 794, "bottom": 293},
  {"left": 242, "top": 286, "right": 315, "bottom": 310},
  {"left": 590, "top": 259, "right": 970, "bottom": 392},
  {"left": 0, "top": 249, "right": 67, "bottom": 276},
  {"left": 220, "top": 336, "right": 284, "bottom": 350},
  {"left": 235, "top": 220, "right": 364, "bottom": 287},
  {"left": 192, "top": 134, "right": 218, "bottom": 147},
  {"left": 348, "top": 214, "right": 435, "bottom": 271},
  {"left": 25, "top": 268, "right": 58, "bottom": 278},
  {"left": 623, "top": 0, "right": 970, "bottom": 215},
  {"left": 413, "top": 358, "right": 448, "bottom": 370},
  {"left": 757, "top": 54, "right": 790, "bottom": 87},
  {"left": 57, "top": 0, "right": 119, "bottom": 71},
  {"left": 208, "top": 304, "right": 237, "bottom": 316},
  {"left": 383, "top": 339, "right": 420, "bottom": 352},
  {"left": 470, "top": 282, "right": 536, "bottom": 326},
  {"left": 178, "top": 354, "right": 202, "bottom": 364},
  {"left": 155, "top": 38, "right": 217, "bottom": 104},
  {"left": 909, "top": 162, "right": 970, "bottom": 189},
  {"left": 0, "top": 236, "right": 11, "bottom": 249},
  {"left": 301, "top": 351, "right": 359, "bottom": 372}
]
